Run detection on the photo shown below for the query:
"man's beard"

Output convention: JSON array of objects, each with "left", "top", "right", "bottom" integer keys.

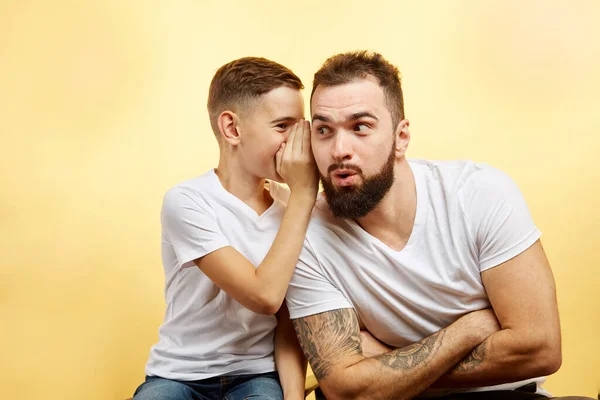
[{"left": 321, "top": 144, "right": 396, "bottom": 219}]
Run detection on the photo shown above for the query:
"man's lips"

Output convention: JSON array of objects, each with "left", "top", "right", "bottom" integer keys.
[
  {"left": 332, "top": 169, "right": 358, "bottom": 178},
  {"left": 331, "top": 169, "right": 359, "bottom": 186}
]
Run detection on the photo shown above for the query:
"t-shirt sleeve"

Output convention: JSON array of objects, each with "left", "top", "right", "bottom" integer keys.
[
  {"left": 161, "top": 187, "right": 230, "bottom": 269},
  {"left": 286, "top": 238, "right": 353, "bottom": 319},
  {"left": 461, "top": 166, "right": 541, "bottom": 272}
]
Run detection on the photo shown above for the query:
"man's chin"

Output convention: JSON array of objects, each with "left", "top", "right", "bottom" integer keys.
[
  {"left": 331, "top": 183, "right": 361, "bottom": 193},
  {"left": 321, "top": 178, "right": 358, "bottom": 192}
]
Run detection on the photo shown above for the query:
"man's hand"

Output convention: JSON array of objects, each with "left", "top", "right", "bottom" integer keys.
[
  {"left": 360, "top": 308, "right": 500, "bottom": 359},
  {"left": 459, "top": 308, "right": 501, "bottom": 340}
]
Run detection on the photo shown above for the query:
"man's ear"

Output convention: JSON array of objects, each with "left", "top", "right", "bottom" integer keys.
[
  {"left": 394, "top": 119, "right": 411, "bottom": 157},
  {"left": 217, "top": 110, "right": 241, "bottom": 145}
]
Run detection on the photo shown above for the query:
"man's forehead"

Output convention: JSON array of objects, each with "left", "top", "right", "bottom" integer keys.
[{"left": 311, "top": 79, "right": 385, "bottom": 120}]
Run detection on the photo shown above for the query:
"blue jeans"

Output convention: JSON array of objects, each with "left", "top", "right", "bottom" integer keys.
[{"left": 132, "top": 371, "right": 283, "bottom": 400}]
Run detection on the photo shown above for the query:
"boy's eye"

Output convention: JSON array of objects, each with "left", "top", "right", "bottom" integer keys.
[{"left": 276, "top": 123, "right": 288, "bottom": 130}]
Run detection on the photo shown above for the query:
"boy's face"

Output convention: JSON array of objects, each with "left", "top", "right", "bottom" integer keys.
[{"left": 237, "top": 86, "right": 305, "bottom": 182}]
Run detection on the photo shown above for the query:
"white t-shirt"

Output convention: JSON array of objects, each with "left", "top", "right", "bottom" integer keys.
[
  {"left": 286, "top": 159, "right": 547, "bottom": 396},
  {"left": 145, "top": 170, "right": 287, "bottom": 380}
]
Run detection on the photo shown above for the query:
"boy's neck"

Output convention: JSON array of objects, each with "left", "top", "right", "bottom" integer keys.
[{"left": 215, "top": 160, "right": 273, "bottom": 216}]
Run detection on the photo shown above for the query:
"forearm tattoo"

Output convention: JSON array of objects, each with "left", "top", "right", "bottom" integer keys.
[
  {"left": 453, "top": 341, "right": 487, "bottom": 372},
  {"left": 375, "top": 330, "right": 445, "bottom": 370},
  {"left": 293, "top": 308, "right": 448, "bottom": 381}
]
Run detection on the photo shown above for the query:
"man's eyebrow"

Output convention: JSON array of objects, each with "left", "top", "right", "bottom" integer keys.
[
  {"left": 349, "top": 112, "right": 378, "bottom": 121},
  {"left": 312, "top": 112, "right": 378, "bottom": 123},
  {"left": 312, "top": 114, "right": 331, "bottom": 123},
  {"left": 270, "top": 116, "right": 297, "bottom": 124}
]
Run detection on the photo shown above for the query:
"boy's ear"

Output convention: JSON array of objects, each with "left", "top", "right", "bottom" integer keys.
[{"left": 217, "top": 110, "right": 241, "bottom": 145}]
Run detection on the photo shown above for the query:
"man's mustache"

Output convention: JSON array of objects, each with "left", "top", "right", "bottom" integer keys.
[{"left": 327, "top": 163, "right": 363, "bottom": 175}]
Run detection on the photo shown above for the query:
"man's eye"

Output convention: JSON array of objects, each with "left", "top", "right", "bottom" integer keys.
[
  {"left": 316, "top": 126, "right": 330, "bottom": 135},
  {"left": 276, "top": 123, "right": 288, "bottom": 130},
  {"left": 354, "top": 123, "right": 369, "bottom": 132}
]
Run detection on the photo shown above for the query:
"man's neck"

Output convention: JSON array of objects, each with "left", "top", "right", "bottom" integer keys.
[
  {"left": 215, "top": 156, "right": 273, "bottom": 216},
  {"left": 355, "top": 160, "right": 417, "bottom": 252}
]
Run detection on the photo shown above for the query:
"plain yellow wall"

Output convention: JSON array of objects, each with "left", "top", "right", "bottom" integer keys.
[{"left": 1, "top": 1, "right": 598, "bottom": 399}]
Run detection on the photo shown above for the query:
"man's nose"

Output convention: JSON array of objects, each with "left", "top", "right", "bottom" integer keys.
[{"left": 331, "top": 131, "right": 353, "bottom": 161}]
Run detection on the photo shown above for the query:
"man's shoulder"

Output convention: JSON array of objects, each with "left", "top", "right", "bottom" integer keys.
[{"left": 410, "top": 159, "right": 510, "bottom": 192}]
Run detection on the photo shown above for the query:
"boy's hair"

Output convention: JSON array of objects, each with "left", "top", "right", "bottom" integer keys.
[
  {"left": 207, "top": 57, "right": 304, "bottom": 137},
  {"left": 311, "top": 51, "right": 404, "bottom": 129}
]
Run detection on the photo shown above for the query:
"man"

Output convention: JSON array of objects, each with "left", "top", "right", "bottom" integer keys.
[
  {"left": 285, "top": 51, "right": 591, "bottom": 400},
  {"left": 133, "top": 57, "right": 317, "bottom": 400}
]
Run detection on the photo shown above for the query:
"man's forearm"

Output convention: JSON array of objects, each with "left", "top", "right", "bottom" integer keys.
[
  {"left": 434, "top": 328, "right": 562, "bottom": 388},
  {"left": 295, "top": 309, "right": 498, "bottom": 400},
  {"left": 337, "top": 320, "right": 486, "bottom": 399}
]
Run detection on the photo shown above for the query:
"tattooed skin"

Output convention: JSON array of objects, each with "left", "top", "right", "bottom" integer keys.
[
  {"left": 293, "top": 308, "right": 362, "bottom": 380},
  {"left": 454, "top": 342, "right": 487, "bottom": 372},
  {"left": 375, "top": 331, "right": 444, "bottom": 370},
  {"left": 293, "top": 308, "right": 447, "bottom": 381}
]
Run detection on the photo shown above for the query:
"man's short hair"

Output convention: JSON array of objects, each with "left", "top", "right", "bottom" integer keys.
[
  {"left": 207, "top": 57, "right": 304, "bottom": 137},
  {"left": 311, "top": 51, "right": 405, "bottom": 129}
]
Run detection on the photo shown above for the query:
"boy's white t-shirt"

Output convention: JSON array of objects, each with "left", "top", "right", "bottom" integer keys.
[
  {"left": 145, "top": 169, "right": 287, "bottom": 380},
  {"left": 286, "top": 159, "right": 548, "bottom": 396}
]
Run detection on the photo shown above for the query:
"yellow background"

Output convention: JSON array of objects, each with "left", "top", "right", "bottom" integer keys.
[{"left": 1, "top": 1, "right": 598, "bottom": 399}]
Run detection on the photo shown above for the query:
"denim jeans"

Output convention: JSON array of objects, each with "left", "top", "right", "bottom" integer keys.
[{"left": 132, "top": 371, "right": 283, "bottom": 400}]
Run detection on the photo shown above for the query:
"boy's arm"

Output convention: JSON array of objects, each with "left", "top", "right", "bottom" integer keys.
[
  {"left": 194, "top": 121, "right": 317, "bottom": 315},
  {"left": 275, "top": 303, "right": 307, "bottom": 400}
]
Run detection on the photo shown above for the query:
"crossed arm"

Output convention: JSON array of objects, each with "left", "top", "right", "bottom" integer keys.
[
  {"left": 351, "top": 240, "right": 563, "bottom": 391},
  {"left": 292, "top": 307, "right": 499, "bottom": 400},
  {"left": 436, "top": 240, "right": 561, "bottom": 387}
]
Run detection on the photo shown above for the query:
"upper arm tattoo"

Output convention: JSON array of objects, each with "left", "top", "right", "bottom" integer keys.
[{"left": 292, "top": 308, "right": 362, "bottom": 380}]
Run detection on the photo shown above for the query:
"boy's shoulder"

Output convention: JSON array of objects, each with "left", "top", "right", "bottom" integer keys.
[
  {"left": 162, "top": 170, "right": 219, "bottom": 211},
  {"left": 168, "top": 169, "right": 217, "bottom": 193}
]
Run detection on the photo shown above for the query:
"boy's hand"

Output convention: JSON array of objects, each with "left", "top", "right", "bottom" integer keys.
[{"left": 276, "top": 120, "right": 318, "bottom": 199}]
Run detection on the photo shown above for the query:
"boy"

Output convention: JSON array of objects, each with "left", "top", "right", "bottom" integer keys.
[{"left": 133, "top": 57, "right": 317, "bottom": 400}]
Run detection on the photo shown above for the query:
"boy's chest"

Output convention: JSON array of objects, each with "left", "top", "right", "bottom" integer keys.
[{"left": 216, "top": 207, "right": 282, "bottom": 266}]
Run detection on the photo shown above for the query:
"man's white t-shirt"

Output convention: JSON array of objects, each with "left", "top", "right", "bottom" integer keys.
[
  {"left": 286, "top": 159, "right": 548, "bottom": 396},
  {"left": 145, "top": 169, "right": 287, "bottom": 381}
]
